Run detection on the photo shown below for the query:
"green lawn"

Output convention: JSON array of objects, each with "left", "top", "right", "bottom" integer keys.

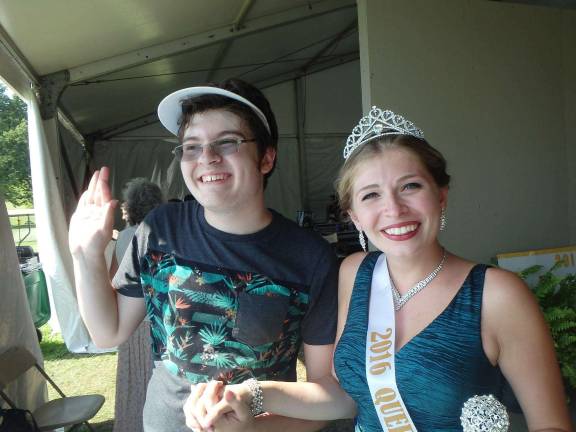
[
  {"left": 9, "top": 211, "right": 37, "bottom": 250},
  {"left": 40, "top": 325, "right": 117, "bottom": 432}
]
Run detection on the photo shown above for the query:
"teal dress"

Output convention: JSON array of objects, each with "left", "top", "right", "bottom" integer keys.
[{"left": 333, "top": 252, "right": 503, "bottom": 431}]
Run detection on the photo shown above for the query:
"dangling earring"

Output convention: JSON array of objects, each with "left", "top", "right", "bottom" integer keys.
[
  {"left": 358, "top": 230, "right": 367, "bottom": 252},
  {"left": 440, "top": 208, "right": 447, "bottom": 231}
]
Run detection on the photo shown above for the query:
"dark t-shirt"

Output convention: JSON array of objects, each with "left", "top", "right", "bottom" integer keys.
[{"left": 112, "top": 201, "right": 338, "bottom": 430}]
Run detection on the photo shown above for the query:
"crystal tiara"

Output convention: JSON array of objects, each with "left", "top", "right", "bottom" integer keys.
[{"left": 343, "top": 106, "right": 425, "bottom": 159}]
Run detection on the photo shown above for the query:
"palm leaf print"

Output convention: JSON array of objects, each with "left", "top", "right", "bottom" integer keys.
[
  {"left": 169, "top": 265, "right": 193, "bottom": 280},
  {"left": 150, "top": 317, "right": 166, "bottom": 340},
  {"left": 229, "top": 369, "right": 254, "bottom": 384},
  {"left": 171, "top": 346, "right": 188, "bottom": 361},
  {"left": 198, "top": 321, "right": 227, "bottom": 346},
  {"left": 223, "top": 340, "right": 257, "bottom": 358},
  {"left": 288, "top": 305, "right": 304, "bottom": 316},
  {"left": 199, "top": 272, "right": 229, "bottom": 284},
  {"left": 178, "top": 290, "right": 236, "bottom": 310},
  {"left": 295, "top": 291, "right": 309, "bottom": 303},
  {"left": 164, "top": 322, "right": 177, "bottom": 338},
  {"left": 164, "top": 360, "right": 180, "bottom": 376},
  {"left": 142, "top": 274, "right": 169, "bottom": 294},
  {"left": 181, "top": 290, "right": 213, "bottom": 304},
  {"left": 151, "top": 277, "right": 169, "bottom": 293},
  {"left": 245, "top": 276, "right": 290, "bottom": 296},
  {"left": 289, "top": 333, "right": 299, "bottom": 345},
  {"left": 234, "top": 355, "right": 258, "bottom": 367},
  {"left": 211, "top": 292, "right": 236, "bottom": 310},
  {"left": 212, "top": 352, "right": 235, "bottom": 369},
  {"left": 184, "top": 371, "right": 210, "bottom": 383}
]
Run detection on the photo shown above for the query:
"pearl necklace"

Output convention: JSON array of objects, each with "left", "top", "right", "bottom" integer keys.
[{"left": 391, "top": 248, "right": 447, "bottom": 311}]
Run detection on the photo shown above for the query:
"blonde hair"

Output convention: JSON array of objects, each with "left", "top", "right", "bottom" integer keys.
[{"left": 335, "top": 135, "right": 450, "bottom": 214}]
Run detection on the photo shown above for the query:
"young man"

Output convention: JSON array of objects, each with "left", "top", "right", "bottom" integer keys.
[{"left": 68, "top": 79, "right": 338, "bottom": 432}]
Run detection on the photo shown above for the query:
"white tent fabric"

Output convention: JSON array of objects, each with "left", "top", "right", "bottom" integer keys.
[
  {"left": 304, "top": 134, "right": 347, "bottom": 220},
  {"left": 264, "top": 138, "right": 303, "bottom": 219},
  {"left": 92, "top": 139, "right": 188, "bottom": 203},
  {"left": 0, "top": 197, "right": 46, "bottom": 411},
  {"left": 58, "top": 122, "right": 88, "bottom": 221},
  {"left": 27, "top": 97, "right": 108, "bottom": 353}
]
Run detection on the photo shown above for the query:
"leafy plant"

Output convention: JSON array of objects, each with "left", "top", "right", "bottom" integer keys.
[
  {"left": 519, "top": 262, "right": 576, "bottom": 393},
  {"left": 0, "top": 84, "right": 32, "bottom": 207}
]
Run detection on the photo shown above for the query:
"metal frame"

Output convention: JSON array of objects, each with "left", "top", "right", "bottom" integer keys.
[
  {"left": 205, "top": 0, "right": 256, "bottom": 83},
  {"left": 0, "top": 347, "right": 103, "bottom": 432},
  {"left": 67, "top": 0, "right": 355, "bottom": 83}
]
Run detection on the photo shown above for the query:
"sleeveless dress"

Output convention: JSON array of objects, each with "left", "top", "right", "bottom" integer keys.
[{"left": 333, "top": 252, "right": 503, "bottom": 431}]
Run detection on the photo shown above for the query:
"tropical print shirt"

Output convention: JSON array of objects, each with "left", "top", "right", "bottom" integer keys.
[
  {"left": 114, "top": 201, "right": 338, "bottom": 384},
  {"left": 143, "top": 252, "right": 309, "bottom": 383}
]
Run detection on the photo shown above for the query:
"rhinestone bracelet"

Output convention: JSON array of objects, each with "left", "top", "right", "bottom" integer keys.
[{"left": 244, "top": 378, "right": 264, "bottom": 416}]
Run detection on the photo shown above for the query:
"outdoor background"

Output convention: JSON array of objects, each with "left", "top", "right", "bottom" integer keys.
[{"left": 2, "top": 80, "right": 118, "bottom": 431}]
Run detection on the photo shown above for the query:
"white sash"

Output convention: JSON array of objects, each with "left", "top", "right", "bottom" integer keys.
[{"left": 365, "top": 254, "right": 417, "bottom": 431}]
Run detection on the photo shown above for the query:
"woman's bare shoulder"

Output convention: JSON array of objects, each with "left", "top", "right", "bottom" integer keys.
[{"left": 339, "top": 252, "right": 368, "bottom": 296}]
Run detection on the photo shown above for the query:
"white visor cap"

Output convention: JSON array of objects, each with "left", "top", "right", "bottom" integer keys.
[{"left": 157, "top": 86, "right": 271, "bottom": 136}]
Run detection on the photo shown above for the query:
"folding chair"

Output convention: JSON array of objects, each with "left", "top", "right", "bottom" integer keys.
[{"left": 0, "top": 346, "right": 105, "bottom": 431}]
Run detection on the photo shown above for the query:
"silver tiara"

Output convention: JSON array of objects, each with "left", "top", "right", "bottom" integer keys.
[
  {"left": 460, "top": 394, "right": 509, "bottom": 432},
  {"left": 343, "top": 106, "right": 424, "bottom": 159}
]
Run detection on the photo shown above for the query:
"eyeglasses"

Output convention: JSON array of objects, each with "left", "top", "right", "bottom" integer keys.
[{"left": 172, "top": 137, "right": 256, "bottom": 162}]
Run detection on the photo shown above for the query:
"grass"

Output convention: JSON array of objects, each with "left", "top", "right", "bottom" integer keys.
[
  {"left": 39, "top": 325, "right": 117, "bottom": 432},
  {"left": 9, "top": 212, "right": 37, "bottom": 250}
]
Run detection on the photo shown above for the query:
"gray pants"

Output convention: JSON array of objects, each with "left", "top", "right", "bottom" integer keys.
[{"left": 143, "top": 363, "right": 190, "bottom": 432}]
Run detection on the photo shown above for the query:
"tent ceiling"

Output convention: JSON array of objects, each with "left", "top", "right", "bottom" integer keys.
[
  {"left": 0, "top": 0, "right": 358, "bottom": 138},
  {"left": 1, "top": 0, "right": 571, "bottom": 139},
  {"left": 494, "top": 0, "right": 576, "bottom": 8}
]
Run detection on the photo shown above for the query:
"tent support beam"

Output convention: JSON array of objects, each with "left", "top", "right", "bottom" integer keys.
[
  {"left": 0, "top": 23, "right": 39, "bottom": 92},
  {"left": 58, "top": 132, "right": 80, "bottom": 200},
  {"left": 67, "top": 0, "right": 355, "bottom": 83},
  {"left": 258, "top": 51, "right": 359, "bottom": 89},
  {"left": 100, "top": 115, "right": 161, "bottom": 141},
  {"left": 295, "top": 77, "right": 309, "bottom": 211},
  {"left": 89, "top": 112, "right": 158, "bottom": 141},
  {"left": 206, "top": 0, "right": 256, "bottom": 83},
  {"left": 38, "top": 71, "right": 69, "bottom": 120},
  {"left": 87, "top": 51, "right": 359, "bottom": 138},
  {"left": 300, "top": 20, "right": 357, "bottom": 73},
  {"left": 57, "top": 109, "right": 87, "bottom": 150}
]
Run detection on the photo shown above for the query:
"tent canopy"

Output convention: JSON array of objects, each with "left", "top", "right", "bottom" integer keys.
[{"left": 1, "top": 0, "right": 358, "bottom": 140}]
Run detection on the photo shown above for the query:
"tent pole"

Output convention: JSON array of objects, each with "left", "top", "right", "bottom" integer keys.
[{"left": 295, "top": 77, "right": 309, "bottom": 212}]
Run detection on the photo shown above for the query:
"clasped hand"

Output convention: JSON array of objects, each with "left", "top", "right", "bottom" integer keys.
[{"left": 184, "top": 381, "right": 256, "bottom": 432}]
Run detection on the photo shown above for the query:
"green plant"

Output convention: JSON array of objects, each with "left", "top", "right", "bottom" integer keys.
[{"left": 519, "top": 262, "right": 576, "bottom": 393}]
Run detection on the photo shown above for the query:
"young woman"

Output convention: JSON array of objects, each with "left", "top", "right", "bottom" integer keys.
[{"left": 187, "top": 107, "right": 573, "bottom": 432}]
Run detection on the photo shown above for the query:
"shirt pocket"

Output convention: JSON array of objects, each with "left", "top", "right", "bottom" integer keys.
[{"left": 233, "top": 291, "right": 290, "bottom": 346}]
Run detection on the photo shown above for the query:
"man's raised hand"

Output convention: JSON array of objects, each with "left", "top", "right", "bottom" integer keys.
[{"left": 69, "top": 167, "right": 118, "bottom": 258}]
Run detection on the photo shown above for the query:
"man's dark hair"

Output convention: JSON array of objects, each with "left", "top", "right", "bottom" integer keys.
[{"left": 177, "top": 78, "right": 279, "bottom": 183}]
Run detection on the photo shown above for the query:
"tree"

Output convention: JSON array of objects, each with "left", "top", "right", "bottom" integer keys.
[{"left": 0, "top": 83, "right": 32, "bottom": 207}]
